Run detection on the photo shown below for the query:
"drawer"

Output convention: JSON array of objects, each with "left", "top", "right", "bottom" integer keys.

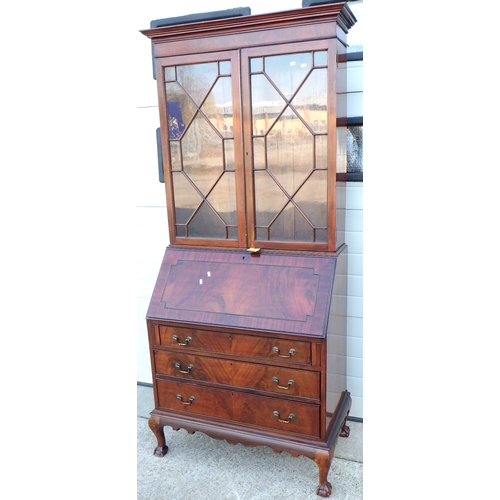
[
  {"left": 154, "top": 350, "right": 320, "bottom": 400},
  {"left": 157, "top": 325, "right": 311, "bottom": 365},
  {"left": 156, "top": 379, "right": 320, "bottom": 437}
]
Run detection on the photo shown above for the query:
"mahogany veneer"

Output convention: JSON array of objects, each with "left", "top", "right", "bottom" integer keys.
[{"left": 141, "top": 3, "right": 356, "bottom": 496}]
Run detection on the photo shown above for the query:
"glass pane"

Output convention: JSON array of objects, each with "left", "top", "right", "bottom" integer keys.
[
  {"left": 254, "top": 170, "right": 288, "bottom": 227},
  {"left": 188, "top": 202, "right": 226, "bottom": 238},
  {"left": 315, "top": 228, "right": 327, "bottom": 243},
  {"left": 219, "top": 60, "right": 231, "bottom": 75},
  {"left": 170, "top": 141, "right": 181, "bottom": 170},
  {"left": 293, "top": 170, "right": 327, "bottom": 227},
  {"left": 177, "top": 62, "right": 218, "bottom": 106},
  {"left": 292, "top": 68, "right": 328, "bottom": 133},
  {"left": 269, "top": 203, "right": 313, "bottom": 242},
  {"left": 181, "top": 113, "right": 223, "bottom": 196},
  {"left": 264, "top": 52, "right": 312, "bottom": 98},
  {"left": 253, "top": 137, "right": 266, "bottom": 169},
  {"left": 207, "top": 172, "right": 237, "bottom": 226},
  {"left": 251, "top": 74, "right": 285, "bottom": 136},
  {"left": 256, "top": 227, "right": 268, "bottom": 240},
  {"left": 201, "top": 76, "right": 233, "bottom": 138},
  {"left": 164, "top": 66, "right": 175, "bottom": 82},
  {"left": 266, "top": 108, "right": 314, "bottom": 194},
  {"left": 165, "top": 82, "right": 197, "bottom": 140},
  {"left": 224, "top": 140, "right": 235, "bottom": 171},
  {"left": 228, "top": 227, "right": 238, "bottom": 239},
  {"left": 314, "top": 51, "right": 328, "bottom": 67},
  {"left": 172, "top": 172, "right": 201, "bottom": 224},
  {"left": 315, "top": 136, "right": 328, "bottom": 169},
  {"left": 250, "top": 57, "right": 263, "bottom": 73}
]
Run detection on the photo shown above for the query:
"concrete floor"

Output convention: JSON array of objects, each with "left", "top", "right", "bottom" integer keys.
[{"left": 137, "top": 384, "right": 363, "bottom": 499}]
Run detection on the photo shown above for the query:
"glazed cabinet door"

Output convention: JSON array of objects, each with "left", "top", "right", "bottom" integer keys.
[{"left": 155, "top": 51, "right": 246, "bottom": 248}]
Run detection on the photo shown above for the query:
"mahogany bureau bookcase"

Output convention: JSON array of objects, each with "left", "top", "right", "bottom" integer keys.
[{"left": 140, "top": 2, "right": 356, "bottom": 496}]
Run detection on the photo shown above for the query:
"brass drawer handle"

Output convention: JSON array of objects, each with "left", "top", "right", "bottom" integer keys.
[
  {"left": 273, "top": 411, "right": 295, "bottom": 424},
  {"left": 176, "top": 394, "right": 195, "bottom": 405},
  {"left": 172, "top": 334, "right": 192, "bottom": 346},
  {"left": 174, "top": 363, "right": 194, "bottom": 374},
  {"left": 272, "top": 346, "right": 296, "bottom": 358},
  {"left": 272, "top": 376, "right": 294, "bottom": 390}
]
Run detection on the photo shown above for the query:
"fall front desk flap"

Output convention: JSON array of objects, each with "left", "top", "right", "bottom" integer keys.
[{"left": 147, "top": 248, "right": 338, "bottom": 337}]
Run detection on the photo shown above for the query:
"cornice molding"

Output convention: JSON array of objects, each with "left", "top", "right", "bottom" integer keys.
[{"left": 141, "top": 3, "right": 356, "bottom": 43}]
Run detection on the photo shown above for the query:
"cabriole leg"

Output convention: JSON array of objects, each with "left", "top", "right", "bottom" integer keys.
[
  {"left": 314, "top": 449, "right": 333, "bottom": 497},
  {"left": 148, "top": 415, "right": 168, "bottom": 457}
]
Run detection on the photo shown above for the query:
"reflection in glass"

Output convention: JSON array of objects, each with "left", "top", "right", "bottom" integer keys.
[
  {"left": 224, "top": 140, "right": 235, "bottom": 171},
  {"left": 181, "top": 113, "right": 223, "bottom": 196},
  {"left": 293, "top": 170, "right": 327, "bottom": 228},
  {"left": 251, "top": 74, "right": 285, "bottom": 136},
  {"left": 292, "top": 68, "right": 327, "bottom": 133},
  {"left": 164, "top": 66, "right": 175, "bottom": 82},
  {"left": 315, "top": 135, "right": 327, "bottom": 169},
  {"left": 269, "top": 203, "right": 312, "bottom": 242},
  {"left": 176, "top": 62, "right": 218, "bottom": 106},
  {"left": 170, "top": 141, "right": 181, "bottom": 170},
  {"left": 165, "top": 82, "right": 197, "bottom": 140},
  {"left": 207, "top": 172, "right": 237, "bottom": 226},
  {"left": 219, "top": 60, "right": 231, "bottom": 75},
  {"left": 251, "top": 51, "right": 329, "bottom": 244},
  {"left": 254, "top": 170, "right": 288, "bottom": 227},
  {"left": 267, "top": 110, "right": 313, "bottom": 194},
  {"left": 314, "top": 51, "right": 328, "bottom": 67},
  {"left": 253, "top": 137, "right": 266, "bottom": 169},
  {"left": 201, "top": 76, "right": 233, "bottom": 138},
  {"left": 165, "top": 59, "right": 238, "bottom": 240},
  {"left": 264, "top": 53, "right": 312, "bottom": 97},
  {"left": 189, "top": 201, "right": 226, "bottom": 238},
  {"left": 250, "top": 57, "right": 263, "bottom": 73},
  {"left": 172, "top": 172, "right": 200, "bottom": 225}
]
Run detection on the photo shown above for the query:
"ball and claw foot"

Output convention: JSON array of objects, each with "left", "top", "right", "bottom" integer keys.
[
  {"left": 316, "top": 480, "right": 333, "bottom": 498},
  {"left": 153, "top": 445, "right": 168, "bottom": 457},
  {"left": 340, "top": 423, "right": 350, "bottom": 438}
]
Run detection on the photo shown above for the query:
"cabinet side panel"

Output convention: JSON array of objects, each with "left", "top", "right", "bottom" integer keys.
[{"left": 326, "top": 246, "right": 348, "bottom": 428}]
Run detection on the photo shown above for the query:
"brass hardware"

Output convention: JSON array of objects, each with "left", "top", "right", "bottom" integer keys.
[
  {"left": 273, "top": 411, "right": 295, "bottom": 424},
  {"left": 172, "top": 334, "right": 192, "bottom": 346},
  {"left": 174, "top": 363, "right": 194, "bottom": 374},
  {"left": 176, "top": 394, "right": 195, "bottom": 405},
  {"left": 272, "top": 376, "right": 294, "bottom": 389},
  {"left": 272, "top": 346, "right": 296, "bottom": 358}
]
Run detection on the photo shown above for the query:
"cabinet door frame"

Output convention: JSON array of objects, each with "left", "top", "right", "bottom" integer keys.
[
  {"left": 155, "top": 50, "right": 247, "bottom": 248},
  {"left": 240, "top": 40, "right": 339, "bottom": 252}
]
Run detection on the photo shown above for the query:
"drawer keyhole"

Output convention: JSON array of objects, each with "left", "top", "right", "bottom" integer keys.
[
  {"left": 272, "top": 377, "right": 294, "bottom": 390},
  {"left": 272, "top": 346, "right": 296, "bottom": 358},
  {"left": 172, "top": 334, "right": 192, "bottom": 346}
]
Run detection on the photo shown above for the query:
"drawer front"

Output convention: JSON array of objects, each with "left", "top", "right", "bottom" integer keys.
[
  {"left": 154, "top": 350, "right": 320, "bottom": 400},
  {"left": 156, "top": 379, "right": 320, "bottom": 437},
  {"left": 158, "top": 325, "right": 311, "bottom": 365}
]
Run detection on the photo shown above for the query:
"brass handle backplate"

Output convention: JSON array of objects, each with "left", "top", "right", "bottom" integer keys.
[
  {"left": 174, "top": 363, "right": 194, "bottom": 374},
  {"left": 272, "top": 376, "right": 294, "bottom": 389},
  {"left": 176, "top": 394, "right": 195, "bottom": 405},
  {"left": 272, "top": 346, "right": 296, "bottom": 358},
  {"left": 172, "top": 335, "right": 192, "bottom": 346},
  {"left": 273, "top": 411, "right": 295, "bottom": 424}
]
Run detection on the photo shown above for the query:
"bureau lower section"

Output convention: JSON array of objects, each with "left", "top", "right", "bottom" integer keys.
[{"left": 146, "top": 320, "right": 350, "bottom": 498}]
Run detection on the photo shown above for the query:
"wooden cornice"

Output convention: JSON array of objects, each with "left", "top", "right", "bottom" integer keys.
[{"left": 140, "top": 3, "right": 356, "bottom": 43}]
